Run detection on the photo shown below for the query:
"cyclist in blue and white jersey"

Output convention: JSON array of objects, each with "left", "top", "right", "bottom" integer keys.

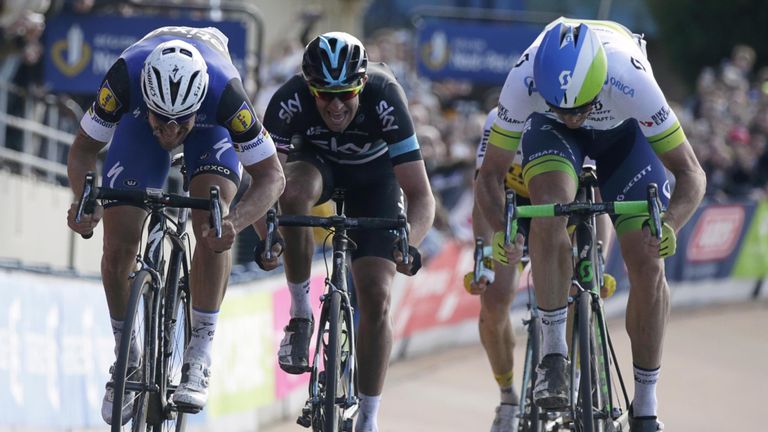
[
  {"left": 475, "top": 18, "right": 706, "bottom": 431},
  {"left": 66, "top": 26, "right": 285, "bottom": 424},
  {"left": 254, "top": 32, "right": 435, "bottom": 432}
]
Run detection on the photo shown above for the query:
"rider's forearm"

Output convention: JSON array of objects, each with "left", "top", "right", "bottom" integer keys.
[
  {"left": 228, "top": 160, "right": 285, "bottom": 233},
  {"left": 475, "top": 170, "right": 506, "bottom": 233},
  {"left": 67, "top": 129, "right": 106, "bottom": 197},
  {"left": 664, "top": 167, "right": 706, "bottom": 232},
  {"left": 406, "top": 191, "right": 435, "bottom": 247}
]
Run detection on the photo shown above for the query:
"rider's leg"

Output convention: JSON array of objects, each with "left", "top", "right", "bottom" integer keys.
[
  {"left": 620, "top": 230, "right": 669, "bottom": 417},
  {"left": 527, "top": 170, "right": 577, "bottom": 357},
  {"left": 479, "top": 262, "right": 519, "bottom": 405},
  {"left": 279, "top": 160, "right": 324, "bottom": 316},
  {"left": 351, "top": 256, "right": 397, "bottom": 432},
  {"left": 276, "top": 158, "right": 326, "bottom": 373}
]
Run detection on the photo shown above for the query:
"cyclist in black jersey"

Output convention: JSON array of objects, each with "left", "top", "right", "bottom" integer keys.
[
  {"left": 65, "top": 26, "right": 285, "bottom": 423},
  {"left": 254, "top": 32, "right": 435, "bottom": 432}
]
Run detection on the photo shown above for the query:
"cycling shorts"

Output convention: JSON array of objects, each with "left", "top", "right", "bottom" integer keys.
[{"left": 287, "top": 149, "right": 403, "bottom": 262}]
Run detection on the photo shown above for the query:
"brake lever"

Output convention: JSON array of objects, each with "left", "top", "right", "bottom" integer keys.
[
  {"left": 264, "top": 207, "right": 277, "bottom": 261},
  {"left": 398, "top": 213, "right": 410, "bottom": 265},
  {"left": 209, "top": 185, "right": 222, "bottom": 239},
  {"left": 504, "top": 189, "right": 516, "bottom": 246},
  {"left": 473, "top": 238, "right": 484, "bottom": 284},
  {"left": 76, "top": 172, "right": 96, "bottom": 239},
  {"left": 646, "top": 183, "right": 662, "bottom": 241}
]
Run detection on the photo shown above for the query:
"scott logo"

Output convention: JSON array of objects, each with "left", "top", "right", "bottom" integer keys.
[
  {"left": 559, "top": 70, "right": 573, "bottom": 89},
  {"left": 687, "top": 206, "right": 745, "bottom": 262}
]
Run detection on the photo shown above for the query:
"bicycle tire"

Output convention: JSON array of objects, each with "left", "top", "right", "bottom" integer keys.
[
  {"left": 148, "top": 275, "right": 191, "bottom": 432},
  {"left": 519, "top": 316, "right": 544, "bottom": 432},
  {"left": 575, "top": 290, "right": 595, "bottom": 432},
  {"left": 112, "top": 270, "right": 154, "bottom": 432},
  {"left": 322, "top": 290, "right": 344, "bottom": 432}
]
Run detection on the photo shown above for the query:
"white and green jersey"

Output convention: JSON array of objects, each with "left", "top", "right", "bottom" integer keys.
[{"left": 489, "top": 17, "right": 686, "bottom": 156}]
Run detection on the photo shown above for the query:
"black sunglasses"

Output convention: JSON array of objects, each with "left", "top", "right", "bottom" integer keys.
[
  {"left": 149, "top": 110, "right": 196, "bottom": 124},
  {"left": 547, "top": 99, "right": 597, "bottom": 116}
]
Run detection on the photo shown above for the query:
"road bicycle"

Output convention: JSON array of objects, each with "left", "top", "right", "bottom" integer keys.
[
  {"left": 262, "top": 189, "right": 410, "bottom": 432},
  {"left": 75, "top": 155, "right": 222, "bottom": 432},
  {"left": 498, "top": 167, "right": 663, "bottom": 432}
]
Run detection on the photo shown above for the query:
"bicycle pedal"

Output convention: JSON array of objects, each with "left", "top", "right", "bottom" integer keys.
[
  {"left": 173, "top": 402, "right": 202, "bottom": 414},
  {"left": 296, "top": 415, "right": 311, "bottom": 428}
]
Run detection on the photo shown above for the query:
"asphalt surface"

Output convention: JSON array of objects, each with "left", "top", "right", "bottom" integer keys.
[{"left": 262, "top": 299, "right": 767, "bottom": 432}]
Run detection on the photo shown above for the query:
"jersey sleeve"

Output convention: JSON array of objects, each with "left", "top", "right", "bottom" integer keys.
[
  {"left": 79, "top": 59, "right": 130, "bottom": 142},
  {"left": 613, "top": 53, "right": 687, "bottom": 155},
  {"left": 378, "top": 78, "right": 422, "bottom": 166},
  {"left": 488, "top": 49, "right": 538, "bottom": 153},
  {"left": 475, "top": 108, "right": 497, "bottom": 171},
  {"left": 216, "top": 78, "right": 276, "bottom": 166},
  {"left": 261, "top": 78, "right": 306, "bottom": 155}
]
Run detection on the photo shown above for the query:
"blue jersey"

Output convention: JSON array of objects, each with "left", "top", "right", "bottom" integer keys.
[{"left": 80, "top": 26, "right": 275, "bottom": 167}]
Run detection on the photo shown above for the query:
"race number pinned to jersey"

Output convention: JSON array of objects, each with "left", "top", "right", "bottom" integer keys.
[
  {"left": 97, "top": 81, "right": 122, "bottom": 114},
  {"left": 227, "top": 101, "right": 256, "bottom": 134}
]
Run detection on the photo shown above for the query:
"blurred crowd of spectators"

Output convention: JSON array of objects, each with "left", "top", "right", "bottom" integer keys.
[
  {"left": 685, "top": 44, "right": 768, "bottom": 201},
  {"left": 1, "top": 3, "right": 767, "bottom": 248}
]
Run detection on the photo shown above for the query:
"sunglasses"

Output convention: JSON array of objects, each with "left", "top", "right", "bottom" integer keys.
[
  {"left": 149, "top": 109, "right": 196, "bottom": 125},
  {"left": 308, "top": 81, "right": 364, "bottom": 102},
  {"left": 547, "top": 99, "right": 596, "bottom": 116}
]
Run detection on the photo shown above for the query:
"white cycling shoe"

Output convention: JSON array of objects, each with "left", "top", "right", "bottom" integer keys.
[
  {"left": 171, "top": 350, "right": 211, "bottom": 413},
  {"left": 101, "top": 362, "right": 141, "bottom": 426},
  {"left": 490, "top": 403, "right": 520, "bottom": 432}
]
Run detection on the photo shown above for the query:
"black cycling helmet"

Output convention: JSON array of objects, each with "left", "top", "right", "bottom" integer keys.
[{"left": 302, "top": 31, "right": 368, "bottom": 87}]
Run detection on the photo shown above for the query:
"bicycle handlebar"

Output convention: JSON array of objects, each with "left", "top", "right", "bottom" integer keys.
[
  {"left": 502, "top": 183, "right": 664, "bottom": 245},
  {"left": 74, "top": 171, "right": 223, "bottom": 240},
  {"left": 263, "top": 210, "right": 411, "bottom": 263}
]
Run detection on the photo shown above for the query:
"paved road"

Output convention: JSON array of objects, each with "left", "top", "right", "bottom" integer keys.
[{"left": 263, "top": 300, "right": 767, "bottom": 432}]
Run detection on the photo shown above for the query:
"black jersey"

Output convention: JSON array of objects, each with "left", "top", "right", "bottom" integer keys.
[{"left": 262, "top": 63, "right": 422, "bottom": 166}]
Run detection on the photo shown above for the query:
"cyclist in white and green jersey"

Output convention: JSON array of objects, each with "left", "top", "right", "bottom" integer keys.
[{"left": 475, "top": 17, "right": 706, "bottom": 431}]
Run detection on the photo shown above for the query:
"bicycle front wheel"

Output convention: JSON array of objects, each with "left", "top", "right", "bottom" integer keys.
[
  {"left": 148, "top": 273, "right": 191, "bottom": 432},
  {"left": 322, "top": 290, "right": 343, "bottom": 432},
  {"left": 574, "top": 290, "right": 598, "bottom": 432},
  {"left": 519, "top": 316, "right": 544, "bottom": 432},
  {"left": 112, "top": 270, "right": 155, "bottom": 432}
]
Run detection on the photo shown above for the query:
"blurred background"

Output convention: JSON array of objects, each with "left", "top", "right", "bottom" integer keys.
[{"left": 0, "top": 1, "right": 766, "bottom": 431}]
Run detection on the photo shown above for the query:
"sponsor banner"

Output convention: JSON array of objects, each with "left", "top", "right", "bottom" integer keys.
[
  {"left": 416, "top": 17, "right": 541, "bottom": 84},
  {"left": 732, "top": 200, "right": 768, "bottom": 278},
  {"left": 391, "top": 241, "right": 481, "bottom": 338},
  {"left": 208, "top": 288, "right": 275, "bottom": 417},
  {"left": 0, "top": 272, "right": 113, "bottom": 429},
  {"left": 43, "top": 14, "right": 247, "bottom": 94}
]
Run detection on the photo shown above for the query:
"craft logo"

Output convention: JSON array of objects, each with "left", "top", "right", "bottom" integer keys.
[{"left": 51, "top": 24, "right": 92, "bottom": 77}]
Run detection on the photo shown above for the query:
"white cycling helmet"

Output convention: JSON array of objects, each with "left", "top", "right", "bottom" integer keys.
[{"left": 141, "top": 39, "right": 209, "bottom": 119}]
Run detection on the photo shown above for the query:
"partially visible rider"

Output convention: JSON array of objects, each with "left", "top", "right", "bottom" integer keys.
[
  {"left": 254, "top": 32, "right": 435, "bottom": 432},
  {"left": 66, "top": 26, "right": 284, "bottom": 424},
  {"left": 475, "top": 18, "right": 706, "bottom": 432},
  {"left": 465, "top": 107, "right": 525, "bottom": 432}
]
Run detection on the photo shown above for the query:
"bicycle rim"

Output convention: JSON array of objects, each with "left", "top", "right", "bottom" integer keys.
[
  {"left": 520, "top": 317, "right": 544, "bottom": 432},
  {"left": 322, "top": 291, "right": 343, "bottom": 432},
  {"left": 575, "top": 291, "right": 595, "bottom": 432},
  {"left": 112, "top": 270, "right": 153, "bottom": 432},
  {"left": 149, "top": 281, "right": 191, "bottom": 432}
]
